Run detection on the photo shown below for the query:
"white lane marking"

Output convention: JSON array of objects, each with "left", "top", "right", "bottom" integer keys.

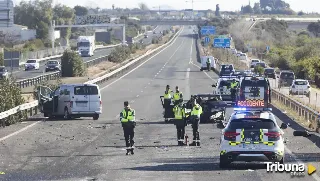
[
  {"left": 191, "top": 62, "right": 214, "bottom": 81},
  {"left": 185, "top": 68, "right": 191, "bottom": 99},
  {"left": 100, "top": 26, "right": 184, "bottom": 91},
  {"left": 189, "top": 38, "right": 194, "bottom": 64},
  {"left": 0, "top": 121, "right": 40, "bottom": 142},
  {"left": 285, "top": 146, "right": 320, "bottom": 180}
]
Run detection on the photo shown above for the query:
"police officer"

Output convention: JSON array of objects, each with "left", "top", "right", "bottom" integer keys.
[
  {"left": 206, "top": 57, "right": 211, "bottom": 71},
  {"left": 230, "top": 79, "right": 239, "bottom": 102},
  {"left": 189, "top": 99, "right": 203, "bottom": 146},
  {"left": 120, "top": 101, "right": 136, "bottom": 155},
  {"left": 163, "top": 85, "right": 173, "bottom": 121},
  {"left": 173, "top": 103, "right": 186, "bottom": 146},
  {"left": 173, "top": 86, "right": 183, "bottom": 106}
]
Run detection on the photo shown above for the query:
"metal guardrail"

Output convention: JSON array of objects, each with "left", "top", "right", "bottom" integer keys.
[
  {"left": 0, "top": 27, "right": 182, "bottom": 125},
  {"left": 16, "top": 54, "right": 110, "bottom": 89},
  {"left": 196, "top": 38, "right": 320, "bottom": 132}
]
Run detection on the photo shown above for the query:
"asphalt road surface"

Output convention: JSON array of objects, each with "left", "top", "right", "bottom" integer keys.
[
  {"left": 1, "top": 26, "right": 320, "bottom": 181},
  {"left": 11, "top": 25, "right": 170, "bottom": 81}
]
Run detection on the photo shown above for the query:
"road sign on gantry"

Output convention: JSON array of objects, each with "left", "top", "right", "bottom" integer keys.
[
  {"left": 201, "top": 26, "right": 216, "bottom": 35},
  {"left": 213, "top": 38, "right": 230, "bottom": 48}
]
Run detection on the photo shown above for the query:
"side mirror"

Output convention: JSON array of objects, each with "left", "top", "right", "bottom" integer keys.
[
  {"left": 293, "top": 130, "right": 311, "bottom": 137},
  {"left": 280, "top": 123, "right": 288, "bottom": 129},
  {"left": 212, "top": 84, "right": 216, "bottom": 87},
  {"left": 277, "top": 76, "right": 279, "bottom": 78}
]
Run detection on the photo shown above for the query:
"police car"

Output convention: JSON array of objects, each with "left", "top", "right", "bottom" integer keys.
[
  {"left": 237, "top": 75, "right": 271, "bottom": 107},
  {"left": 213, "top": 76, "right": 240, "bottom": 102},
  {"left": 219, "top": 107, "right": 288, "bottom": 168}
]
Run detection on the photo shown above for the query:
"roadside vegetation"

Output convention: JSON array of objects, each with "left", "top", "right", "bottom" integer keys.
[
  {"left": 0, "top": 78, "right": 26, "bottom": 126},
  {"left": 229, "top": 18, "right": 320, "bottom": 88}
]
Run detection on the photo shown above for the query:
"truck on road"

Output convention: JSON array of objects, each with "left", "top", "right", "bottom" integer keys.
[{"left": 77, "top": 36, "right": 96, "bottom": 57}]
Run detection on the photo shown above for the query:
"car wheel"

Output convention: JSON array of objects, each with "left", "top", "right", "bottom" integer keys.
[
  {"left": 93, "top": 114, "right": 99, "bottom": 120},
  {"left": 219, "top": 155, "right": 231, "bottom": 168}
]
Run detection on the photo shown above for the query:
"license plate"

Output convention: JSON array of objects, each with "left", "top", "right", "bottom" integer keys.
[
  {"left": 76, "top": 103, "right": 87, "bottom": 107},
  {"left": 242, "top": 143, "right": 259, "bottom": 149}
]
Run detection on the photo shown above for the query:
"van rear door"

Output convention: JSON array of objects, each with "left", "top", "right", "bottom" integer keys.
[
  {"left": 72, "top": 85, "right": 90, "bottom": 113},
  {"left": 87, "top": 85, "right": 101, "bottom": 113}
]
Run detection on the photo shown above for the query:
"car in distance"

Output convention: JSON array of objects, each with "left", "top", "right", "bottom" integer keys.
[
  {"left": 289, "top": 79, "right": 310, "bottom": 97},
  {"left": 45, "top": 60, "right": 61, "bottom": 72},
  {"left": 264, "top": 68, "right": 276, "bottom": 79},
  {"left": 25, "top": 59, "right": 40, "bottom": 71}
]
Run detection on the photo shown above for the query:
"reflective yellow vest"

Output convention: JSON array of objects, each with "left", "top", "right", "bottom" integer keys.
[
  {"left": 191, "top": 104, "right": 203, "bottom": 116},
  {"left": 207, "top": 58, "right": 211, "bottom": 64},
  {"left": 173, "top": 106, "right": 185, "bottom": 119},
  {"left": 164, "top": 89, "right": 172, "bottom": 99},
  {"left": 173, "top": 92, "right": 183, "bottom": 101},
  {"left": 230, "top": 82, "right": 239, "bottom": 88},
  {"left": 120, "top": 109, "right": 135, "bottom": 123}
]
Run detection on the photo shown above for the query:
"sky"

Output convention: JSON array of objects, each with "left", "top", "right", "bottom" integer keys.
[{"left": 12, "top": 0, "right": 320, "bottom": 13}]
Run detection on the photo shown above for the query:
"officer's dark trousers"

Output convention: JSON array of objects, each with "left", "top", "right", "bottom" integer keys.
[
  {"left": 190, "top": 116, "right": 200, "bottom": 141},
  {"left": 206, "top": 63, "right": 210, "bottom": 70},
  {"left": 174, "top": 119, "right": 186, "bottom": 141},
  {"left": 231, "top": 89, "right": 236, "bottom": 101},
  {"left": 164, "top": 99, "right": 172, "bottom": 118},
  {"left": 122, "top": 125, "right": 135, "bottom": 148}
]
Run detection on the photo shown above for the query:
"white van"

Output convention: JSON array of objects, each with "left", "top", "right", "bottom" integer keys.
[
  {"left": 200, "top": 56, "right": 216, "bottom": 71},
  {"left": 38, "top": 84, "right": 102, "bottom": 120}
]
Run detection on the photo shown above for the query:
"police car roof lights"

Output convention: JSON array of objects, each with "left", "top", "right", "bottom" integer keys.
[{"left": 234, "top": 107, "right": 272, "bottom": 112}]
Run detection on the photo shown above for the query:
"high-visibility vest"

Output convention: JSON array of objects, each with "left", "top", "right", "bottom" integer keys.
[
  {"left": 120, "top": 109, "right": 135, "bottom": 123},
  {"left": 191, "top": 104, "right": 202, "bottom": 116},
  {"left": 173, "top": 92, "right": 182, "bottom": 101},
  {"left": 207, "top": 58, "right": 211, "bottom": 64},
  {"left": 164, "top": 89, "right": 172, "bottom": 99},
  {"left": 230, "top": 82, "right": 238, "bottom": 88},
  {"left": 228, "top": 129, "right": 276, "bottom": 147},
  {"left": 173, "top": 106, "right": 185, "bottom": 119}
]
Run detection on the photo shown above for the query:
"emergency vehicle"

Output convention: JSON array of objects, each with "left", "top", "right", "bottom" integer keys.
[
  {"left": 213, "top": 76, "right": 240, "bottom": 103},
  {"left": 237, "top": 75, "right": 271, "bottom": 108},
  {"left": 219, "top": 107, "right": 288, "bottom": 168}
]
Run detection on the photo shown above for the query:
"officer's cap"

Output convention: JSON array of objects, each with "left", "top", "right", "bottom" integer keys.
[{"left": 124, "top": 101, "right": 129, "bottom": 106}]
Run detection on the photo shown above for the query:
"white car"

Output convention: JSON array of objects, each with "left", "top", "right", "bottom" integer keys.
[
  {"left": 250, "top": 59, "right": 260, "bottom": 68},
  {"left": 289, "top": 79, "right": 310, "bottom": 97},
  {"left": 239, "top": 53, "right": 248, "bottom": 61},
  {"left": 219, "top": 107, "right": 287, "bottom": 168},
  {"left": 25, "top": 59, "right": 40, "bottom": 71}
]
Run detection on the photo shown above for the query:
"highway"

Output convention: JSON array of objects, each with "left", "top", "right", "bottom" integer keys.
[
  {"left": 11, "top": 25, "right": 170, "bottom": 81},
  {"left": 0, "top": 27, "right": 320, "bottom": 181}
]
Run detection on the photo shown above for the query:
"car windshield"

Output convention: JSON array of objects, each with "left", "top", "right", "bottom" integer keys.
[
  {"left": 78, "top": 42, "right": 90, "bottom": 47},
  {"left": 222, "top": 65, "right": 233, "bottom": 70},
  {"left": 219, "top": 80, "right": 237, "bottom": 87},
  {"left": 256, "top": 63, "right": 266, "bottom": 67},
  {"left": 294, "top": 81, "right": 308, "bottom": 85},
  {"left": 74, "top": 86, "right": 99, "bottom": 95},
  {"left": 251, "top": 60, "right": 259, "bottom": 63},
  {"left": 241, "top": 79, "right": 268, "bottom": 87},
  {"left": 228, "top": 118, "right": 276, "bottom": 129},
  {"left": 26, "top": 60, "right": 36, "bottom": 63},
  {"left": 280, "top": 72, "right": 294, "bottom": 79},
  {"left": 48, "top": 61, "right": 58, "bottom": 65},
  {"left": 265, "top": 68, "right": 274, "bottom": 73}
]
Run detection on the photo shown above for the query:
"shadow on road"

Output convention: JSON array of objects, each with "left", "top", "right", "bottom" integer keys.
[{"left": 271, "top": 105, "right": 320, "bottom": 149}]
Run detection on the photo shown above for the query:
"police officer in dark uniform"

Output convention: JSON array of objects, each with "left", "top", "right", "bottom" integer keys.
[{"left": 230, "top": 79, "right": 239, "bottom": 102}]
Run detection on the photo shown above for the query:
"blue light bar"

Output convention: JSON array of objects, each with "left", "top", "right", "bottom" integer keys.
[
  {"left": 234, "top": 107, "right": 272, "bottom": 111},
  {"left": 234, "top": 108, "right": 246, "bottom": 111}
]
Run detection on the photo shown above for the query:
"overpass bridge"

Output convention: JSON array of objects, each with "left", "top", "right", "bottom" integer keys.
[
  {"left": 139, "top": 19, "right": 206, "bottom": 26},
  {"left": 138, "top": 17, "right": 320, "bottom": 26}
]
